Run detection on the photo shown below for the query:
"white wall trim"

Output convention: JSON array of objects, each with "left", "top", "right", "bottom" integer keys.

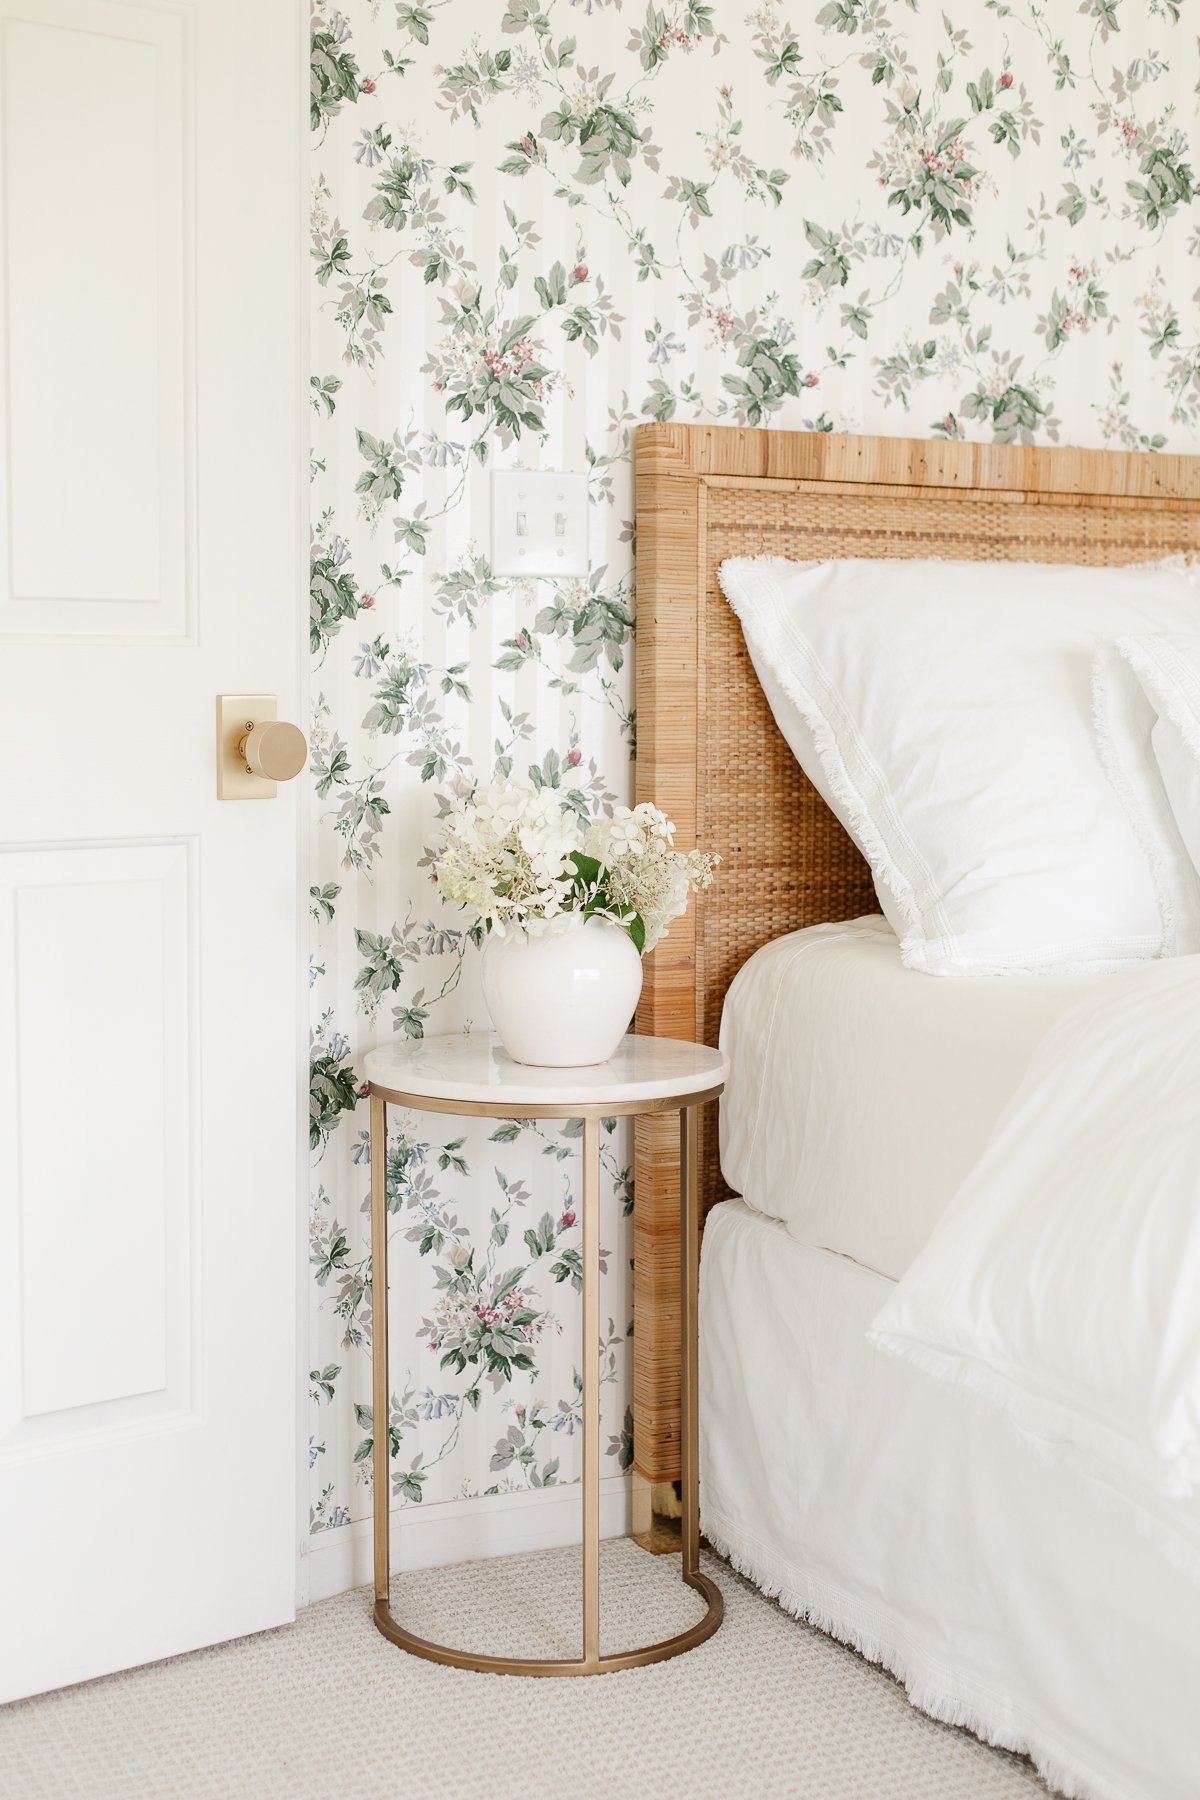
[{"left": 299, "top": 1474, "right": 632, "bottom": 1606}]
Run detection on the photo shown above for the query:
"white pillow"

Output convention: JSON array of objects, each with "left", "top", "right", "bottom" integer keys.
[
  {"left": 868, "top": 954, "right": 1200, "bottom": 1567},
  {"left": 1095, "top": 632, "right": 1200, "bottom": 891},
  {"left": 718, "top": 555, "right": 1200, "bottom": 977}
]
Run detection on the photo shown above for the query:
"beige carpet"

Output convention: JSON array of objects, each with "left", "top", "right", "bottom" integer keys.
[{"left": 0, "top": 1541, "right": 1049, "bottom": 1800}]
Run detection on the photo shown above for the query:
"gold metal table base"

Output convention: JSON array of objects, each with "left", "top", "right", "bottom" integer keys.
[{"left": 368, "top": 1082, "right": 725, "bottom": 1677}]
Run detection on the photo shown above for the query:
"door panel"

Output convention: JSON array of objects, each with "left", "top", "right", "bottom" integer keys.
[
  {"left": 0, "top": 842, "right": 191, "bottom": 1428},
  {"left": 0, "top": 0, "right": 302, "bottom": 1700},
  {"left": 0, "top": 0, "right": 190, "bottom": 631}
]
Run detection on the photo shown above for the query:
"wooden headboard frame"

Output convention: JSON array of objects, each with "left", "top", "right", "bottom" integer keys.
[{"left": 630, "top": 419, "right": 1200, "bottom": 1516}]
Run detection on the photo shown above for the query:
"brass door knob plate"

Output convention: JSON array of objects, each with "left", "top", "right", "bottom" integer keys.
[{"left": 216, "top": 695, "right": 308, "bottom": 800}]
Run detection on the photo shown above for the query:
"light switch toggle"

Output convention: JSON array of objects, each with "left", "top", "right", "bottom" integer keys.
[{"left": 216, "top": 694, "right": 308, "bottom": 800}]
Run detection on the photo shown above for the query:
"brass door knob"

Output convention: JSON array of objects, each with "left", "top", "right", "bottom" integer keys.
[{"left": 238, "top": 719, "right": 307, "bottom": 781}]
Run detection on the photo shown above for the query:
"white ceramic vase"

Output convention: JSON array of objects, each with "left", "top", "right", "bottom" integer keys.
[{"left": 481, "top": 912, "right": 644, "bottom": 1067}]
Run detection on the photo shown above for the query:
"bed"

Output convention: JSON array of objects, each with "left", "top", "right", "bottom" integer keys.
[{"left": 630, "top": 423, "right": 1200, "bottom": 1799}]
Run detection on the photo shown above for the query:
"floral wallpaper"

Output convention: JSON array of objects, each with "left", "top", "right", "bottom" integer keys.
[{"left": 308, "top": 0, "right": 1200, "bottom": 1540}]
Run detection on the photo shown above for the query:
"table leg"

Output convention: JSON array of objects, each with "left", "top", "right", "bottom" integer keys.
[
  {"left": 679, "top": 1104, "right": 700, "bottom": 1581},
  {"left": 582, "top": 1113, "right": 601, "bottom": 1669},
  {"left": 364, "top": 1083, "right": 722, "bottom": 1673},
  {"left": 370, "top": 1091, "right": 390, "bottom": 1606}
]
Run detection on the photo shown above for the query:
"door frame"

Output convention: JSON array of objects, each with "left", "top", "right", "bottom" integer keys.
[{"left": 290, "top": 8, "right": 313, "bottom": 1610}]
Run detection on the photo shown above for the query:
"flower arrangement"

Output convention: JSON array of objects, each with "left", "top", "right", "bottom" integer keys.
[{"left": 432, "top": 779, "right": 717, "bottom": 952}]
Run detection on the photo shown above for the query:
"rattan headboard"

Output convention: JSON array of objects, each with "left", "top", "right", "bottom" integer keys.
[{"left": 630, "top": 420, "right": 1200, "bottom": 1500}]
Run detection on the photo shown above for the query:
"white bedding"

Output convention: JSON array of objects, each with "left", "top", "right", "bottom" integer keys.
[
  {"left": 718, "top": 916, "right": 1095, "bottom": 1278},
  {"left": 871, "top": 952, "right": 1200, "bottom": 1560},
  {"left": 700, "top": 1200, "right": 1200, "bottom": 1800}
]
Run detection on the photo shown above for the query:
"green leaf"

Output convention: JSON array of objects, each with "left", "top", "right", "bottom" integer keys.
[
  {"left": 533, "top": 261, "right": 568, "bottom": 310},
  {"left": 569, "top": 850, "right": 602, "bottom": 887},
  {"left": 396, "top": 4, "right": 433, "bottom": 44}
]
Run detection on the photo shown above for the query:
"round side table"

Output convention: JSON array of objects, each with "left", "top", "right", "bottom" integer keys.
[{"left": 363, "top": 1030, "right": 727, "bottom": 1677}]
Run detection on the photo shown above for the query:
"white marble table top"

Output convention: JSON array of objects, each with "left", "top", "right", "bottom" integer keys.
[{"left": 363, "top": 1032, "right": 726, "bottom": 1109}]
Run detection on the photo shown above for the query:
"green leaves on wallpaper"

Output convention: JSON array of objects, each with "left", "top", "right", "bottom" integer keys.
[
  {"left": 308, "top": 0, "right": 1200, "bottom": 1535},
  {"left": 309, "top": 1039, "right": 360, "bottom": 1152},
  {"left": 723, "top": 335, "right": 803, "bottom": 426},
  {"left": 354, "top": 429, "right": 412, "bottom": 508},
  {"left": 1127, "top": 142, "right": 1195, "bottom": 230},
  {"left": 363, "top": 152, "right": 422, "bottom": 231},
  {"left": 309, "top": 532, "right": 359, "bottom": 656},
  {"left": 310, "top": 17, "right": 361, "bottom": 132}
]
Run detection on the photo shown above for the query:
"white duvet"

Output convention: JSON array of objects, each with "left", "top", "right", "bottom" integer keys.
[{"left": 870, "top": 953, "right": 1200, "bottom": 1575}]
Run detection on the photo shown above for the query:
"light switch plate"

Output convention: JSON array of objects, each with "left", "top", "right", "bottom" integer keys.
[
  {"left": 216, "top": 694, "right": 278, "bottom": 800},
  {"left": 491, "top": 469, "right": 589, "bottom": 577}
]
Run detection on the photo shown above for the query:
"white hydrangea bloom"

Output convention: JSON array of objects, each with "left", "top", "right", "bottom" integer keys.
[
  {"left": 584, "top": 802, "right": 716, "bottom": 949},
  {"left": 433, "top": 780, "right": 583, "bottom": 936},
  {"left": 433, "top": 779, "right": 716, "bottom": 948}
]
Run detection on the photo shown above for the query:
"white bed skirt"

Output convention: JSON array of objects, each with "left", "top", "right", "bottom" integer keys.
[{"left": 699, "top": 1200, "right": 1200, "bottom": 1800}]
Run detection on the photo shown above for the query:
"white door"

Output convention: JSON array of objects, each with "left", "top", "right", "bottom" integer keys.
[{"left": 0, "top": 0, "right": 303, "bottom": 1699}]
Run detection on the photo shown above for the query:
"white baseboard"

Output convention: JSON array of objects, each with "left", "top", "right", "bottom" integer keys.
[{"left": 299, "top": 1474, "right": 632, "bottom": 1606}]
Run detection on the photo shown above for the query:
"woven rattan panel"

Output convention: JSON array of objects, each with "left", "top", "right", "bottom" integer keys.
[{"left": 691, "top": 484, "right": 1200, "bottom": 1216}]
